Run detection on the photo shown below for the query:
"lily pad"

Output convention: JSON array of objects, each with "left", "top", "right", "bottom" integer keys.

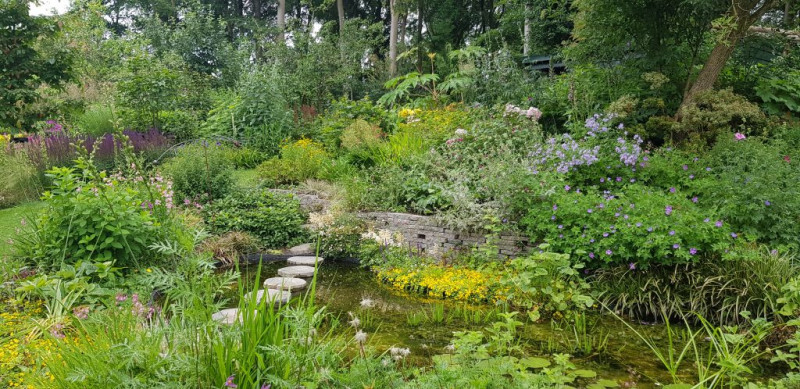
[
  {"left": 573, "top": 369, "right": 598, "bottom": 378},
  {"left": 519, "top": 357, "right": 551, "bottom": 369}
]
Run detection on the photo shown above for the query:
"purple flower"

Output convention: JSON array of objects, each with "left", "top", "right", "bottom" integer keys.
[
  {"left": 682, "top": 165, "right": 688, "bottom": 171},
  {"left": 628, "top": 262, "right": 636, "bottom": 270},
  {"left": 623, "top": 214, "right": 629, "bottom": 219},
  {"left": 564, "top": 185, "right": 571, "bottom": 191},
  {"left": 589, "top": 252, "right": 595, "bottom": 259},
  {"left": 673, "top": 243, "right": 680, "bottom": 249},
  {"left": 614, "top": 212, "right": 620, "bottom": 217},
  {"left": 689, "top": 174, "right": 695, "bottom": 179},
  {"left": 616, "top": 177, "right": 622, "bottom": 182},
  {"left": 734, "top": 132, "right": 746, "bottom": 140},
  {"left": 669, "top": 187, "right": 676, "bottom": 193},
  {"left": 715, "top": 220, "right": 723, "bottom": 228},
  {"left": 603, "top": 232, "right": 609, "bottom": 237},
  {"left": 552, "top": 204, "right": 558, "bottom": 211},
  {"left": 606, "top": 249, "right": 613, "bottom": 255},
  {"left": 704, "top": 218, "right": 710, "bottom": 222},
  {"left": 691, "top": 196, "right": 698, "bottom": 203},
  {"left": 558, "top": 225, "right": 563, "bottom": 229},
  {"left": 765, "top": 200, "right": 771, "bottom": 206},
  {"left": 590, "top": 238, "right": 595, "bottom": 243},
  {"left": 600, "top": 178, "right": 605, "bottom": 183},
  {"left": 587, "top": 208, "right": 593, "bottom": 213},
  {"left": 635, "top": 222, "right": 642, "bottom": 227},
  {"left": 647, "top": 227, "right": 653, "bottom": 232},
  {"left": 630, "top": 178, "right": 636, "bottom": 183},
  {"left": 689, "top": 248, "right": 697, "bottom": 255},
  {"left": 224, "top": 375, "right": 238, "bottom": 388},
  {"left": 706, "top": 167, "right": 711, "bottom": 172},
  {"left": 261, "top": 385, "right": 272, "bottom": 389},
  {"left": 669, "top": 230, "right": 675, "bottom": 236},
  {"left": 731, "top": 232, "right": 738, "bottom": 238},
  {"left": 551, "top": 215, "right": 556, "bottom": 220},
  {"left": 665, "top": 205, "right": 673, "bottom": 216}
]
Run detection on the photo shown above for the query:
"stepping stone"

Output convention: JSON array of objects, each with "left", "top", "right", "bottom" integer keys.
[
  {"left": 245, "top": 289, "right": 292, "bottom": 305},
  {"left": 211, "top": 308, "right": 240, "bottom": 325},
  {"left": 278, "top": 265, "right": 317, "bottom": 278},
  {"left": 287, "top": 256, "right": 324, "bottom": 266},
  {"left": 263, "top": 276, "right": 308, "bottom": 291},
  {"left": 288, "top": 243, "right": 314, "bottom": 255}
]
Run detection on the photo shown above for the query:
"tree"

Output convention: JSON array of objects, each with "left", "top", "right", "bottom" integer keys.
[
  {"left": 681, "top": 0, "right": 782, "bottom": 109},
  {"left": 0, "top": 0, "right": 72, "bottom": 130},
  {"left": 277, "top": 0, "right": 286, "bottom": 43},
  {"left": 389, "top": 0, "right": 399, "bottom": 75}
]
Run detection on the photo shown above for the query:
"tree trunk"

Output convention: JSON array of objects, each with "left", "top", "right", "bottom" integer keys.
[
  {"left": 416, "top": 0, "right": 423, "bottom": 72},
  {"left": 678, "top": 0, "right": 779, "bottom": 113},
  {"left": 389, "top": 0, "right": 399, "bottom": 76},
  {"left": 337, "top": 0, "right": 345, "bottom": 36},
  {"left": 523, "top": 2, "right": 530, "bottom": 56},
  {"left": 399, "top": 12, "right": 408, "bottom": 47},
  {"left": 277, "top": 0, "right": 286, "bottom": 43}
]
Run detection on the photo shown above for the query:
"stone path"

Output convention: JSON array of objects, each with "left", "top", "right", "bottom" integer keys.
[{"left": 212, "top": 250, "right": 324, "bottom": 324}]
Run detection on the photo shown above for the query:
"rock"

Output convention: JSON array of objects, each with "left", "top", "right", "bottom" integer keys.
[
  {"left": 288, "top": 243, "right": 314, "bottom": 255},
  {"left": 277, "top": 265, "right": 317, "bottom": 278},
  {"left": 211, "top": 308, "right": 240, "bottom": 325},
  {"left": 244, "top": 289, "right": 292, "bottom": 305},
  {"left": 263, "top": 276, "right": 308, "bottom": 291},
  {"left": 287, "top": 256, "right": 324, "bottom": 266}
]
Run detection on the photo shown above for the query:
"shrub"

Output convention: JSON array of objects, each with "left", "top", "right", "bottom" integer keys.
[
  {"left": 162, "top": 142, "right": 234, "bottom": 202},
  {"left": 157, "top": 110, "right": 200, "bottom": 141},
  {"left": 519, "top": 184, "right": 733, "bottom": 268},
  {"left": 202, "top": 69, "right": 293, "bottom": 154},
  {"left": 315, "top": 97, "right": 397, "bottom": 150},
  {"left": 675, "top": 89, "right": 766, "bottom": 147},
  {"left": 203, "top": 189, "right": 307, "bottom": 248},
  {"left": 198, "top": 231, "right": 259, "bottom": 267},
  {"left": 15, "top": 162, "right": 173, "bottom": 271},
  {"left": 256, "top": 139, "right": 330, "bottom": 185},
  {"left": 693, "top": 136, "right": 800, "bottom": 250},
  {"left": 314, "top": 212, "right": 365, "bottom": 260},
  {"left": 222, "top": 146, "right": 266, "bottom": 169}
]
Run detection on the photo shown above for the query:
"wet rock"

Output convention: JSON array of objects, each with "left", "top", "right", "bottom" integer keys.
[
  {"left": 245, "top": 289, "right": 292, "bottom": 305},
  {"left": 288, "top": 243, "right": 314, "bottom": 255},
  {"left": 211, "top": 308, "right": 240, "bottom": 325},
  {"left": 277, "top": 265, "right": 317, "bottom": 278},
  {"left": 287, "top": 256, "right": 324, "bottom": 266},
  {"left": 263, "top": 276, "right": 308, "bottom": 291}
]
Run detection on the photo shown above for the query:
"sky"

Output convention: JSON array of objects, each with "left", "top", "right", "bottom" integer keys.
[{"left": 30, "top": 0, "right": 71, "bottom": 16}]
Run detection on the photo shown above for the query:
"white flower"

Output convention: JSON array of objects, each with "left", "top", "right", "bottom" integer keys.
[
  {"left": 389, "top": 346, "right": 411, "bottom": 361},
  {"left": 360, "top": 298, "right": 375, "bottom": 309},
  {"left": 444, "top": 344, "right": 456, "bottom": 352},
  {"left": 382, "top": 358, "right": 391, "bottom": 367},
  {"left": 354, "top": 330, "right": 367, "bottom": 343},
  {"left": 454, "top": 128, "right": 468, "bottom": 136},
  {"left": 349, "top": 317, "right": 361, "bottom": 328}
]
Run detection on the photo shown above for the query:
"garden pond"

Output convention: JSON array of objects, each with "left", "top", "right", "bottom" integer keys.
[{"left": 223, "top": 260, "right": 788, "bottom": 388}]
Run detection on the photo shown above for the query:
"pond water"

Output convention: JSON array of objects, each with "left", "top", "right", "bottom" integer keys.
[{"left": 229, "top": 261, "right": 774, "bottom": 387}]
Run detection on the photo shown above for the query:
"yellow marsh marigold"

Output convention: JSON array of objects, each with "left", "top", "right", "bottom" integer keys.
[{"left": 376, "top": 265, "right": 505, "bottom": 303}]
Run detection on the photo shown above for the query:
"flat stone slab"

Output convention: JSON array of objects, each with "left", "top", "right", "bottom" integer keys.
[
  {"left": 288, "top": 243, "right": 314, "bottom": 255},
  {"left": 211, "top": 308, "right": 240, "bottom": 325},
  {"left": 287, "top": 256, "right": 324, "bottom": 266},
  {"left": 277, "top": 265, "right": 317, "bottom": 278},
  {"left": 245, "top": 289, "right": 292, "bottom": 305},
  {"left": 263, "top": 276, "right": 308, "bottom": 291}
]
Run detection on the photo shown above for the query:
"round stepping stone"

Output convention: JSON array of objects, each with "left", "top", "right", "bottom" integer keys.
[
  {"left": 245, "top": 289, "right": 292, "bottom": 305},
  {"left": 211, "top": 308, "right": 240, "bottom": 325},
  {"left": 263, "top": 276, "right": 308, "bottom": 291},
  {"left": 278, "top": 265, "right": 316, "bottom": 278},
  {"left": 288, "top": 243, "right": 314, "bottom": 255},
  {"left": 287, "top": 256, "right": 324, "bottom": 266}
]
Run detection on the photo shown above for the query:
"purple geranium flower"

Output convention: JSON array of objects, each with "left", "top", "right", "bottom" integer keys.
[
  {"left": 692, "top": 196, "right": 698, "bottom": 203},
  {"left": 669, "top": 230, "right": 675, "bottom": 236},
  {"left": 564, "top": 185, "right": 571, "bottom": 191},
  {"left": 731, "top": 232, "right": 738, "bottom": 238},
  {"left": 689, "top": 248, "right": 697, "bottom": 255},
  {"left": 673, "top": 243, "right": 680, "bottom": 249},
  {"left": 606, "top": 249, "right": 613, "bottom": 255},
  {"left": 665, "top": 205, "right": 673, "bottom": 216},
  {"left": 765, "top": 200, "right": 771, "bottom": 206},
  {"left": 715, "top": 220, "right": 723, "bottom": 227},
  {"left": 628, "top": 262, "right": 636, "bottom": 270}
]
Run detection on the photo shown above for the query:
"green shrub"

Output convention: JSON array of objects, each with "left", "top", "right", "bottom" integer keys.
[
  {"left": 157, "top": 110, "right": 200, "bottom": 141},
  {"left": 222, "top": 146, "right": 266, "bottom": 169},
  {"left": 676, "top": 89, "right": 766, "bottom": 147},
  {"left": 203, "top": 189, "right": 307, "bottom": 248},
  {"left": 15, "top": 162, "right": 172, "bottom": 271},
  {"left": 519, "top": 184, "right": 733, "bottom": 268},
  {"left": 162, "top": 143, "right": 234, "bottom": 202},
  {"left": 256, "top": 139, "right": 330, "bottom": 185},
  {"left": 694, "top": 136, "right": 800, "bottom": 250},
  {"left": 315, "top": 97, "right": 397, "bottom": 150},
  {"left": 316, "top": 213, "right": 365, "bottom": 260},
  {"left": 202, "top": 69, "right": 293, "bottom": 155}
]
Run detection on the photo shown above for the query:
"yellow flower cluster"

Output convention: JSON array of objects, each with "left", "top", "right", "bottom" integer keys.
[
  {"left": 398, "top": 108, "right": 421, "bottom": 119},
  {"left": 377, "top": 265, "right": 505, "bottom": 303},
  {"left": 0, "top": 299, "right": 56, "bottom": 388},
  {"left": 0, "top": 134, "right": 9, "bottom": 148}
]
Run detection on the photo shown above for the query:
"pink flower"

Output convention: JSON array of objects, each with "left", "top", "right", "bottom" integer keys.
[{"left": 734, "top": 132, "right": 746, "bottom": 140}]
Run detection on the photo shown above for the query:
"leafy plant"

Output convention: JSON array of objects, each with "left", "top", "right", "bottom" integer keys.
[
  {"left": 162, "top": 142, "right": 234, "bottom": 202},
  {"left": 203, "top": 189, "right": 307, "bottom": 249}
]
